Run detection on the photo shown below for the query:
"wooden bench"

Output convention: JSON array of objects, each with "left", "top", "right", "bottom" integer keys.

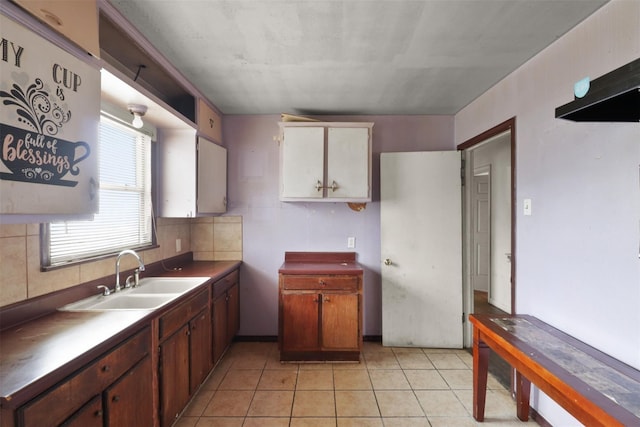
[{"left": 469, "top": 314, "right": 640, "bottom": 426}]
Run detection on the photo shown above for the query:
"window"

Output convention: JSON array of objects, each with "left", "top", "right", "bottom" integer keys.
[{"left": 42, "top": 115, "right": 153, "bottom": 267}]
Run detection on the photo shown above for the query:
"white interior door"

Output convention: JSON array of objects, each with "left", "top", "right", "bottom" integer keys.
[
  {"left": 381, "top": 151, "right": 463, "bottom": 348},
  {"left": 472, "top": 172, "right": 490, "bottom": 292}
]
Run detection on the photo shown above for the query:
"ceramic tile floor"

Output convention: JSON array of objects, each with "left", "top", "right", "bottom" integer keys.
[{"left": 175, "top": 341, "right": 537, "bottom": 427}]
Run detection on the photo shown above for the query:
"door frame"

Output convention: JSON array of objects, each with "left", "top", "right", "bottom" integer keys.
[{"left": 458, "top": 117, "right": 516, "bottom": 347}]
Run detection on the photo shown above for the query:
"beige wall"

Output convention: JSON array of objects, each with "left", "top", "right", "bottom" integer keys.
[{"left": 0, "top": 216, "right": 242, "bottom": 307}]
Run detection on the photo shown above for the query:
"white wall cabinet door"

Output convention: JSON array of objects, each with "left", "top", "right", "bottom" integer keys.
[
  {"left": 279, "top": 123, "right": 372, "bottom": 202},
  {"left": 327, "top": 127, "right": 370, "bottom": 199},
  {"left": 0, "top": 14, "right": 99, "bottom": 216},
  {"left": 197, "top": 137, "right": 227, "bottom": 214},
  {"left": 280, "top": 126, "right": 325, "bottom": 199},
  {"left": 160, "top": 131, "right": 227, "bottom": 217}
]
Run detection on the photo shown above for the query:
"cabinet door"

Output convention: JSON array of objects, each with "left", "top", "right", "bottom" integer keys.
[
  {"left": 160, "top": 325, "right": 190, "bottom": 427},
  {"left": 197, "top": 138, "right": 227, "bottom": 214},
  {"left": 281, "top": 293, "right": 320, "bottom": 351},
  {"left": 197, "top": 99, "right": 223, "bottom": 143},
  {"left": 327, "top": 127, "right": 370, "bottom": 199},
  {"left": 12, "top": 0, "right": 100, "bottom": 56},
  {"left": 321, "top": 293, "right": 360, "bottom": 350},
  {"left": 190, "top": 309, "right": 212, "bottom": 393},
  {"left": 226, "top": 284, "right": 240, "bottom": 344},
  {"left": 280, "top": 127, "right": 325, "bottom": 199},
  {"left": 212, "top": 293, "right": 227, "bottom": 363},
  {"left": 159, "top": 128, "right": 197, "bottom": 217},
  {"left": 61, "top": 395, "right": 102, "bottom": 427},
  {"left": 105, "top": 357, "right": 153, "bottom": 427}
]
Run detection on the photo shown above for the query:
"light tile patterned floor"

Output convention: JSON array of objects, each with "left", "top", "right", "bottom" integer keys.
[{"left": 175, "top": 342, "right": 537, "bottom": 427}]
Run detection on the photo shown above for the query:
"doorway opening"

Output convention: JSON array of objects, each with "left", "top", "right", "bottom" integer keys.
[{"left": 459, "top": 118, "right": 516, "bottom": 388}]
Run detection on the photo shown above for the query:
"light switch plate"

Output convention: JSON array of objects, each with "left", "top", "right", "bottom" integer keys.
[{"left": 523, "top": 199, "right": 532, "bottom": 216}]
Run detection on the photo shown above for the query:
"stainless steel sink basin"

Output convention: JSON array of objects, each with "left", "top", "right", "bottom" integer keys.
[
  {"left": 59, "top": 277, "right": 210, "bottom": 312},
  {"left": 61, "top": 293, "right": 178, "bottom": 311},
  {"left": 127, "top": 277, "right": 210, "bottom": 294}
]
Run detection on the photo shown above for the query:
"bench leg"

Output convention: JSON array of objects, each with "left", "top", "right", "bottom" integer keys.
[
  {"left": 473, "top": 332, "right": 489, "bottom": 421},
  {"left": 516, "top": 371, "right": 531, "bottom": 421}
]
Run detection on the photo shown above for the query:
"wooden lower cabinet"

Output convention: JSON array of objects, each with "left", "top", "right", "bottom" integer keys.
[
  {"left": 61, "top": 396, "right": 102, "bottom": 427},
  {"left": 105, "top": 356, "right": 153, "bottom": 427},
  {"left": 158, "top": 289, "right": 212, "bottom": 427},
  {"left": 190, "top": 309, "right": 213, "bottom": 393},
  {"left": 212, "top": 271, "right": 240, "bottom": 363},
  {"left": 159, "top": 325, "right": 190, "bottom": 427},
  {"left": 279, "top": 273, "right": 362, "bottom": 361},
  {"left": 18, "top": 327, "right": 152, "bottom": 427}
]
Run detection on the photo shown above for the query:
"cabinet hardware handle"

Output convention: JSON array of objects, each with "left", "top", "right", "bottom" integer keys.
[
  {"left": 329, "top": 180, "right": 339, "bottom": 192},
  {"left": 112, "top": 395, "right": 120, "bottom": 402},
  {"left": 102, "top": 365, "right": 110, "bottom": 372},
  {"left": 315, "top": 180, "right": 323, "bottom": 192},
  {"left": 323, "top": 297, "right": 330, "bottom": 302},
  {"left": 312, "top": 297, "right": 319, "bottom": 303},
  {"left": 384, "top": 258, "right": 392, "bottom": 266},
  {"left": 319, "top": 280, "right": 326, "bottom": 286},
  {"left": 95, "top": 410, "right": 103, "bottom": 417}
]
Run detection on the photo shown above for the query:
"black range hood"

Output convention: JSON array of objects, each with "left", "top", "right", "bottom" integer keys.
[{"left": 555, "top": 58, "right": 640, "bottom": 122}]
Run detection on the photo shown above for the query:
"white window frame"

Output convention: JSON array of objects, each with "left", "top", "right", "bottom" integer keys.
[{"left": 41, "top": 114, "right": 154, "bottom": 268}]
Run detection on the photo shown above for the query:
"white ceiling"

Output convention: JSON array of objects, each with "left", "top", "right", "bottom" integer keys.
[{"left": 108, "top": 0, "right": 608, "bottom": 115}]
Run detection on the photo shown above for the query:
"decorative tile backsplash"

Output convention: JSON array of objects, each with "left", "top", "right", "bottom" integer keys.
[{"left": 0, "top": 216, "right": 242, "bottom": 307}]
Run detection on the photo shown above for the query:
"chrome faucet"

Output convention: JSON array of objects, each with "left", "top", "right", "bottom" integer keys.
[{"left": 115, "top": 249, "right": 145, "bottom": 292}]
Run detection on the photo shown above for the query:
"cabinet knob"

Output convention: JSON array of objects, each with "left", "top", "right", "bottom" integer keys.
[
  {"left": 101, "top": 365, "right": 110, "bottom": 372},
  {"left": 95, "top": 410, "right": 103, "bottom": 417},
  {"left": 323, "top": 297, "right": 330, "bottom": 302},
  {"left": 319, "top": 280, "right": 326, "bottom": 286},
  {"left": 329, "top": 180, "right": 339, "bottom": 192},
  {"left": 112, "top": 395, "right": 120, "bottom": 402},
  {"left": 315, "top": 180, "right": 323, "bottom": 192},
  {"left": 384, "top": 258, "right": 392, "bottom": 266}
]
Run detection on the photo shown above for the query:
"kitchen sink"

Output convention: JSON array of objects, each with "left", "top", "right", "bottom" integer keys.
[
  {"left": 60, "top": 293, "right": 178, "bottom": 311},
  {"left": 59, "top": 277, "right": 209, "bottom": 311},
  {"left": 127, "top": 277, "right": 210, "bottom": 294}
]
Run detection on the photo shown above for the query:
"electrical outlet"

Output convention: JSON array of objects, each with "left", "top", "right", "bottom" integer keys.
[
  {"left": 347, "top": 237, "right": 356, "bottom": 249},
  {"left": 176, "top": 238, "right": 182, "bottom": 253}
]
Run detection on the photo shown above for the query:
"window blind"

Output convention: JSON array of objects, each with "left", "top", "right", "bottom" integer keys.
[{"left": 47, "top": 116, "right": 152, "bottom": 265}]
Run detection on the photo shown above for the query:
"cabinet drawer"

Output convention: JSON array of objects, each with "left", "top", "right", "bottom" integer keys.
[
  {"left": 20, "top": 327, "right": 150, "bottom": 427},
  {"left": 212, "top": 270, "right": 239, "bottom": 298},
  {"left": 282, "top": 275, "right": 359, "bottom": 291},
  {"left": 160, "top": 289, "right": 209, "bottom": 340}
]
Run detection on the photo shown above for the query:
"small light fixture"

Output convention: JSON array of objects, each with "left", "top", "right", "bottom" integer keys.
[{"left": 127, "top": 104, "right": 147, "bottom": 129}]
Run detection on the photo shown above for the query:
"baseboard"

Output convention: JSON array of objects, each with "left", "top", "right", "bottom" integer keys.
[{"left": 530, "top": 408, "right": 552, "bottom": 427}]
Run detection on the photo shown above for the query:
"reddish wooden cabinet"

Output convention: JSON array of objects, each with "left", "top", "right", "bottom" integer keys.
[
  {"left": 158, "top": 289, "right": 211, "bottom": 427},
  {"left": 18, "top": 327, "right": 152, "bottom": 427},
  {"left": 278, "top": 252, "right": 363, "bottom": 362},
  {"left": 212, "top": 271, "right": 240, "bottom": 363}
]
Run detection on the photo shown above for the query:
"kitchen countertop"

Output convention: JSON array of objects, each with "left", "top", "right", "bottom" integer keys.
[
  {"left": 0, "top": 260, "right": 240, "bottom": 409},
  {"left": 279, "top": 251, "right": 363, "bottom": 275}
]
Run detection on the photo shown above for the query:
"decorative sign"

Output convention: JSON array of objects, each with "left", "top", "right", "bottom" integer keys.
[{"left": 0, "top": 14, "right": 99, "bottom": 214}]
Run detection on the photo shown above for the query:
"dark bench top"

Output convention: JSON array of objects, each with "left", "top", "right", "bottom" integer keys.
[{"left": 469, "top": 314, "right": 640, "bottom": 426}]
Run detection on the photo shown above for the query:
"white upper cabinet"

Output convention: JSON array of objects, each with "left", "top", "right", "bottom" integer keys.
[
  {"left": 197, "top": 137, "right": 227, "bottom": 213},
  {"left": 279, "top": 122, "right": 373, "bottom": 202},
  {"left": 159, "top": 131, "right": 227, "bottom": 217},
  {"left": 0, "top": 14, "right": 100, "bottom": 216}
]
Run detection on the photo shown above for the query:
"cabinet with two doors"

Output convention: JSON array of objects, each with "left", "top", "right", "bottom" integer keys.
[
  {"left": 278, "top": 252, "right": 363, "bottom": 361},
  {"left": 158, "top": 288, "right": 212, "bottom": 427},
  {"left": 278, "top": 122, "right": 373, "bottom": 202},
  {"left": 16, "top": 327, "right": 153, "bottom": 427},
  {"left": 159, "top": 129, "right": 227, "bottom": 217}
]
